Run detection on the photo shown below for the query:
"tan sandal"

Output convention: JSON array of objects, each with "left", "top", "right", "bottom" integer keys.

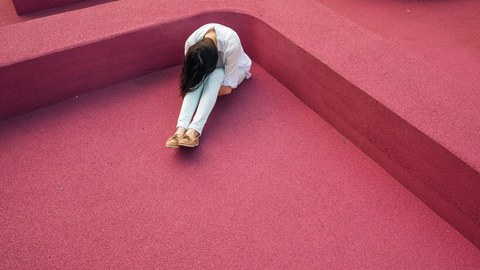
[
  {"left": 165, "top": 134, "right": 181, "bottom": 148},
  {"left": 178, "top": 134, "right": 200, "bottom": 148}
]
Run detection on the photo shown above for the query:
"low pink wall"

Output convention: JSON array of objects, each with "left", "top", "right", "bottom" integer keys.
[
  {"left": 244, "top": 15, "right": 480, "bottom": 248},
  {"left": 0, "top": 11, "right": 479, "bottom": 249},
  {"left": 12, "top": 0, "right": 92, "bottom": 14},
  {"left": 0, "top": 19, "right": 186, "bottom": 119}
]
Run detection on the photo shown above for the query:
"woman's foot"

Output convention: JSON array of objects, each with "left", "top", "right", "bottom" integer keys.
[
  {"left": 218, "top": 86, "right": 232, "bottom": 96},
  {"left": 165, "top": 134, "right": 181, "bottom": 148},
  {"left": 165, "top": 127, "right": 187, "bottom": 148},
  {"left": 178, "top": 129, "right": 200, "bottom": 147}
]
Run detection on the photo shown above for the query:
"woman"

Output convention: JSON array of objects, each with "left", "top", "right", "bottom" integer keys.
[{"left": 166, "top": 23, "right": 252, "bottom": 148}]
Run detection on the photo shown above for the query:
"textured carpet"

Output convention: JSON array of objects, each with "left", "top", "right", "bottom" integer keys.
[{"left": 1, "top": 64, "right": 479, "bottom": 269}]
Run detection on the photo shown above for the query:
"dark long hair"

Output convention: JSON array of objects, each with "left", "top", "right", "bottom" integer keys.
[{"left": 179, "top": 38, "right": 218, "bottom": 97}]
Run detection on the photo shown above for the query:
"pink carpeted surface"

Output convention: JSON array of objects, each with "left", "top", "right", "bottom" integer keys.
[
  {"left": 317, "top": 0, "right": 480, "bottom": 92},
  {"left": 1, "top": 0, "right": 480, "bottom": 267},
  {"left": 1, "top": 64, "right": 480, "bottom": 269},
  {"left": 0, "top": 0, "right": 115, "bottom": 25},
  {"left": 11, "top": 0, "right": 102, "bottom": 15}
]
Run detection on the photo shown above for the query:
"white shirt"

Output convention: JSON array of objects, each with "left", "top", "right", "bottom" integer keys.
[{"left": 185, "top": 23, "right": 252, "bottom": 89}]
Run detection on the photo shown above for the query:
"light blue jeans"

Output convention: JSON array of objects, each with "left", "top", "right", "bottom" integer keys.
[{"left": 176, "top": 67, "right": 225, "bottom": 135}]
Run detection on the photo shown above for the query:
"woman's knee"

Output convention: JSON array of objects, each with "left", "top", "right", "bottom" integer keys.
[{"left": 208, "top": 68, "right": 225, "bottom": 83}]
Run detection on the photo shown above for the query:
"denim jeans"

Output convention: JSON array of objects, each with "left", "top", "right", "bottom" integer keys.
[{"left": 176, "top": 67, "right": 225, "bottom": 135}]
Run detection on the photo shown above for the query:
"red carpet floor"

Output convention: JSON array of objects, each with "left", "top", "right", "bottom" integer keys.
[{"left": 1, "top": 64, "right": 480, "bottom": 269}]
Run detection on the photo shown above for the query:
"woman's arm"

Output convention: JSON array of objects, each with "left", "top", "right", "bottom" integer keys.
[{"left": 222, "top": 33, "right": 243, "bottom": 89}]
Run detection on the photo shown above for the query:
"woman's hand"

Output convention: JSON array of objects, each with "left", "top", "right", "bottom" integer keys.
[{"left": 218, "top": 86, "right": 233, "bottom": 96}]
